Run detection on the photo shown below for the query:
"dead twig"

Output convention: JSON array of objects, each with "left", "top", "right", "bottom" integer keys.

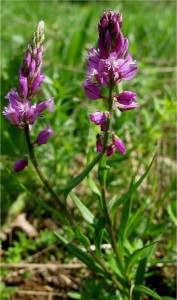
[{"left": 0, "top": 263, "right": 85, "bottom": 270}]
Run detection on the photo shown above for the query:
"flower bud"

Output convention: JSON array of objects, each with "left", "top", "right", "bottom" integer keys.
[
  {"left": 30, "top": 73, "right": 45, "bottom": 95},
  {"left": 19, "top": 76, "right": 28, "bottom": 98},
  {"left": 106, "top": 143, "right": 115, "bottom": 157},
  {"left": 114, "top": 91, "right": 138, "bottom": 111},
  {"left": 36, "top": 126, "right": 54, "bottom": 145},
  {"left": 112, "top": 135, "right": 126, "bottom": 155},
  {"left": 14, "top": 158, "right": 28, "bottom": 172},
  {"left": 83, "top": 81, "right": 102, "bottom": 100},
  {"left": 29, "top": 59, "right": 36, "bottom": 76}
]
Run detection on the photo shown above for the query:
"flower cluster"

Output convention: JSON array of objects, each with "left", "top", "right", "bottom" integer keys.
[
  {"left": 83, "top": 11, "right": 138, "bottom": 156},
  {"left": 2, "top": 21, "right": 54, "bottom": 172}
]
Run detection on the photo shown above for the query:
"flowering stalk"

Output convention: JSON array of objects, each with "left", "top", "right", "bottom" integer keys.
[
  {"left": 2, "top": 21, "right": 72, "bottom": 224},
  {"left": 83, "top": 10, "right": 138, "bottom": 284}
]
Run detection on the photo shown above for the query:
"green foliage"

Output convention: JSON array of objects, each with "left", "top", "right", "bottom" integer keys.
[{"left": 0, "top": 282, "right": 16, "bottom": 300}]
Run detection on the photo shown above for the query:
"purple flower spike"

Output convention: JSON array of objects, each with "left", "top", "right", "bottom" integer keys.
[
  {"left": 83, "top": 80, "right": 102, "bottom": 100},
  {"left": 36, "top": 125, "right": 54, "bottom": 145},
  {"left": 112, "top": 136, "right": 126, "bottom": 155},
  {"left": 14, "top": 158, "right": 28, "bottom": 172}
]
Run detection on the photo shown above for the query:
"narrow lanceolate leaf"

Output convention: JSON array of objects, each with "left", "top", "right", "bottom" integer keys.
[
  {"left": 94, "top": 216, "right": 106, "bottom": 257},
  {"left": 110, "top": 154, "right": 156, "bottom": 216},
  {"left": 118, "top": 197, "right": 132, "bottom": 255},
  {"left": 87, "top": 147, "right": 101, "bottom": 199},
  {"left": 133, "top": 285, "right": 162, "bottom": 300},
  {"left": 54, "top": 231, "right": 106, "bottom": 276},
  {"left": 75, "top": 226, "right": 91, "bottom": 249},
  {"left": 133, "top": 257, "right": 147, "bottom": 300},
  {"left": 64, "top": 153, "right": 103, "bottom": 197},
  {"left": 126, "top": 241, "right": 158, "bottom": 272},
  {"left": 161, "top": 297, "right": 176, "bottom": 300},
  {"left": 69, "top": 191, "right": 95, "bottom": 225},
  {"left": 98, "top": 154, "right": 109, "bottom": 186}
]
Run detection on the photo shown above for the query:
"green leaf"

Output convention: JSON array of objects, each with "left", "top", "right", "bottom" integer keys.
[
  {"left": 69, "top": 191, "right": 95, "bottom": 225},
  {"left": 126, "top": 241, "right": 158, "bottom": 272},
  {"left": 161, "top": 297, "right": 176, "bottom": 300},
  {"left": 75, "top": 226, "right": 90, "bottom": 249},
  {"left": 118, "top": 197, "right": 132, "bottom": 256},
  {"left": 54, "top": 231, "right": 106, "bottom": 276},
  {"left": 133, "top": 257, "right": 147, "bottom": 300},
  {"left": 133, "top": 285, "right": 162, "bottom": 299},
  {"left": 98, "top": 154, "right": 109, "bottom": 186},
  {"left": 64, "top": 153, "right": 103, "bottom": 197},
  {"left": 167, "top": 202, "right": 177, "bottom": 226},
  {"left": 94, "top": 216, "right": 106, "bottom": 257},
  {"left": 67, "top": 291, "right": 81, "bottom": 299},
  {"left": 110, "top": 154, "right": 156, "bottom": 216},
  {"left": 126, "top": 201, "right": 147, "bottom": 237},
  {"left": 87, "top": 147, "right": 101, "bottom": 199}
]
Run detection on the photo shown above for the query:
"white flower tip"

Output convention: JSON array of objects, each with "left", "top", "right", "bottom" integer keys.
[{"left": 38, "top": 21, "right": 45, "bottom": 31}]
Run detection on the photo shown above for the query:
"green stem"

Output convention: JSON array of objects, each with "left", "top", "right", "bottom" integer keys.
[
  {"left": 102, "top": 86, "right": 113, "bottom": 151},
  {"left": 100, "top": 86, "right": 125, "bottom": 273},
  {"left": 88, "top": 248, "right": 124, "bottom": 291},
  {"left": 24, "top": 124, "right": 72, "bottom": 225},
  {"left": 101, "top": 183, "right": 125, "bottom": 273}
]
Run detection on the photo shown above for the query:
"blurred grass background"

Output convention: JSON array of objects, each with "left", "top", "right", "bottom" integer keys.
[{"left": 1, "top": 0, "right": 176, "bottom": 297}]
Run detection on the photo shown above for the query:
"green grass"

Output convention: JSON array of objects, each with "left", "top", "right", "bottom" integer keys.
[{"left": 1, "top": 0, "right": 176, "bottom": 298}]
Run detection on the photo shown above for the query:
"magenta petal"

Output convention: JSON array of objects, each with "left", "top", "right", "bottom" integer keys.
[
  {"left": 19, "top": 76, "right": 28, "bottom": 98},
  {"left": 119, "top": 102, "right": 138, "bottom": 111},
  {"left": 89, "top": 111, "right": 106, "bottom": 125},
  {"left": 115, "top": 91, "right": 137, "bottom": 104},
  {"left": 14, "top": 158, "right": 28, "bottom": 172},
  {"left": 29, "top": 59, "right": 36, "bottom": 76},
  {"left": 36, "top": 126, "right": 54, "bottom": 145},
  {"left": 113, "top": 137, "right": 126, "bottom": 155},
  {"left": 31, "top": 73, "right": 45, "bottom": 94},
  {"left": 83, "top": 81, "right": 102, "bottom": 100}
]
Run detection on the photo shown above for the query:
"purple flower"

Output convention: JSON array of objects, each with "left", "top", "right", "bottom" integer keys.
[
  {"left": 14, "top": 158, "right": 28, "bottom": 172},
  {"left": 36, "top": 97, "right": 55, "bottom": 114},
  {"left": 3, "top": 90, "right": 54, "bottom": 127},
  {"left": 119, "top": 54, "right": 138, "bottom": 80},
  {"left": 83, "top": 80, "right": 102, "bottom": 100},
  {"left": 112, "top": 135, "right": 126, "bottom": 155},
  {"left": 36, "top": 125, "right": 54, "bottom": 145},
  {"left": 113, "top": 91, "right": 138, "bottom": 111},
  {"left": 90, "top": 110, "right": 107, "bottom": 131}
]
